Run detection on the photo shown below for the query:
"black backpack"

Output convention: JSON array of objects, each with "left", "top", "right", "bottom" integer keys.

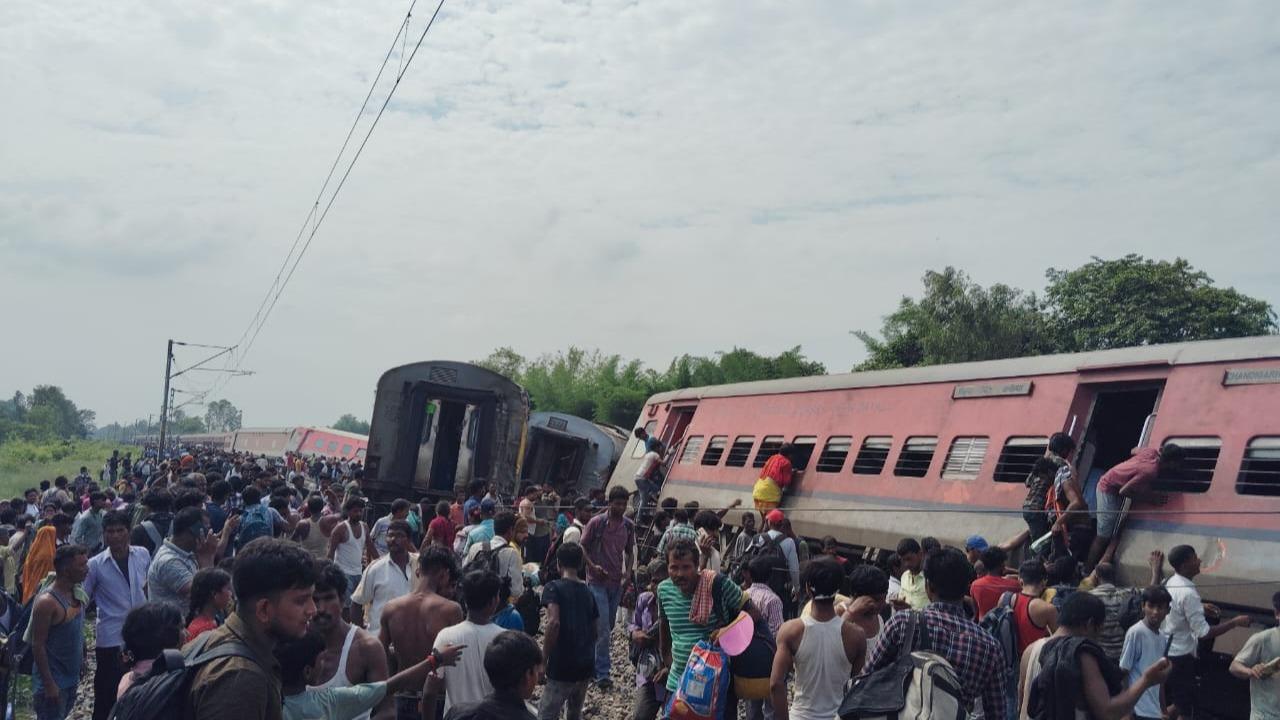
[
  {"left": 541, "top": 532, "right": 566, "bottom": 584},
  {"left": 462, "top": 541, "right": 517, "bottom": 602},
  {"left": 108, "top": 635, "right": 257, "bottom": 720},
  {"left": 730, "top": 532, "right": 788, "bottom": 596},
  {"left": 515, "top": 576, "right": 541, "bottom": 636}
]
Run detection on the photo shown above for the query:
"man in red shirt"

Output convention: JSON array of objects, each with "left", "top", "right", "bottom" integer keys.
[
  {"left": 1087, "top": 444, "right": 1184, "bottom": 571},
  {"left": 969, "top": 546, "right": 1022, "bottom": 620}
]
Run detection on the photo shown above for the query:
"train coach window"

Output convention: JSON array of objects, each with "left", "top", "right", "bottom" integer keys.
[
  {"left": 701, "top": 436, "right": 728, "bottom": 466},
  {"left": 1238, "top": 437, "right": 1280, "bottom": 496},
  {"left": 327, "top": 441, "right": 339, "bottom": 453},
  {"left": 941, "top": 436, "right": 989, "bottom": 480},
  {"left": 314, "top": 439, "right": 324, "bottom": 450},
  {"left": 894, "top": 436, "right": 938, "bottom": 478},
  {"left": 680, "top": 436, "right": 705, "bottom": 464},
  {"left": 342, "top": 444, "right": 352, "bottom": 455},
  {"left": 993, "top": 437, "right": 1048, "bottom": 483},
  {"left": 815, "top": 437, "right": 853, "bottom": 473},
  {"left": 726, "top": 436, "right": 756, "bottom": 467},
  {"left": 852, "top": 437, "right": 893, "bottom": 475},
  {"left": 752, "top": 436, "right": 785, "bottom": 468},
  {"left": 1154, "top": 437, "right": 1220, "bottom": 493},
  {"left": 791, "top": 436, "right": 817, "bottom": 471}
]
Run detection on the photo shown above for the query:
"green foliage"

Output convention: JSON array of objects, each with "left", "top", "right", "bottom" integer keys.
[
  {"left": 476, "top": 345, "right": 827, "bottom": 427},
  {"left": 333, "top": 414, "right": 371, "bottom": 434},
  {"left": 0, "top": 439, "right": 132, "bottom": 498},
  {"left": 0, "top": 385, "right": 94, "bottom": 444},
  {"left": 856, "top": 258, "right": 1277, "bottom": 369},
  {"left": 204, "top": 399, "right": 243, "bottom": 433},
  {"left": 853, "top": 267, "right": 1053, "bottom": 370},
  {"left": 1045, "top": 255, "right": 1278, "bottom": 351}
]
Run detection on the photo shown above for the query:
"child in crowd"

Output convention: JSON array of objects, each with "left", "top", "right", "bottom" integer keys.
[
  {"left": 1120, "top": 586, "right": 1173, "bottom": 720},
  {"left": 117, "top": 602, "right": 185, "bottom": 697},
  {"left": 186, "top": 568, "right": 233, "bottom": 641},
  {"left": 627, "top": 561, "right": 666, "bottom": 720},
  {"left": 538, "top": 542, "right": 598, "bottom": 720}
]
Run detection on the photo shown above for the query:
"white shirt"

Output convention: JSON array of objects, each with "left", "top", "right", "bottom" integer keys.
[
  {"left": 1162, "top": 573, "right": 1211, "bottom": 657},
  {"left": 635, "top": 451, "right": 661, "bottom": 480},
  {"left": 464, "top": 536, "right": 523, "bottom": 601},
  {"left": 563, "top": 520, "right": 585, "bottom": 545},
  {"left": 351, "top": 552, "right": 417, "bottom": 635},
  {"left": 433, "top": 621, "right": 504, "bottom": 714}
]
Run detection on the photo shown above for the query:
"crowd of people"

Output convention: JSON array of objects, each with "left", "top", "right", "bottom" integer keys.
[{"left": 2, "top": 436, "right": 1277, "bottom": 720}]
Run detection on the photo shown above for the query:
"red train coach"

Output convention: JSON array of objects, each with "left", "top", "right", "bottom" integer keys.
[{"left": 610, "top": 336, "right": 1280, "bottom": 631}]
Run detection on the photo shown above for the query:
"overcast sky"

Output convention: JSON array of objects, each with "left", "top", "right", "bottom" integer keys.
[{"left": 3, "top": 1, "right": 1278, "bottom": 428}]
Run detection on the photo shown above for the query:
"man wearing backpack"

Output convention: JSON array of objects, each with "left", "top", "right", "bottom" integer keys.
[
  {"left": 463, "top": 511, "right": 524, "bottom": 607},
  {"left": 761, "top": 510, "right": 800, "bottom": 615},
  {"left": 129, "top": 491, "right": 174, "bottom": 556},
  {"left": 864, "top": 547, "right": 1008, "bottom": 720},
  {"left": 185, "top": 539, "right": 319, "bottom": 720}
]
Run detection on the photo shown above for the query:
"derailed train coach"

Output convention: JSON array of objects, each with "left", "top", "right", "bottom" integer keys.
[
  {"left": 609, "top": 336, "right": 1280, "bottom": 654},
  {"left": 363, "top": 361, "right": 529, "bottom": 505},
  {"left": 521, "top": 411, "right": 627, "bottom": 497}
]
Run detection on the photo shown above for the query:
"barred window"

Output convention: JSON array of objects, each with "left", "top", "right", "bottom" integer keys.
[
  {"left": 815, "top": 437, "right": 853, "bottom": 473},
  {"left": 994, "top": 437, "right": 1048, "bottom": 483},
  {"left": 680, "top": 436, "right": 704, "bottom": 465},
  {"left": 1153, "top": 437, "right": 1220, "bottom": 493},
  {"left": 752, "top": 436, "right": 785, "bottom": 468},
  {"left": 941, "top": 436, "right": 989, "bottom": 480},
  {"left": 701, "top": 436, "right": 728, "bottom": 466},
  {"left": 726, "top": 436, "right": 755, "bottom": 467},
  {"left": 852, "top": 437, "right": 893, "bottom": 475},
  {"left": 1238, "top": 437, "right": 1280, "bottom": 496},
  {"left": 894, "top": 436, "right": 938, "bottom": 478}
]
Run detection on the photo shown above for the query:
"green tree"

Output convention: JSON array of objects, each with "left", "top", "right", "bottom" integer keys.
[
  {"left": 169, "top": 409, "right": 207, "bottom": 435},
  {"left": 1045, "top": 255, "right": 1278, "bottom": 351},
  {"left": 475, "top": 345, "right": 826, "bottom": 427},
  {"left": 333, "top": 414, "right": 371, "bottom": 434},
  {"left": 853, "top": 267, "right": 1053, "bottom": 370},
  {"left": 204, "top": 399, "right": 243, "bottom": 433}
]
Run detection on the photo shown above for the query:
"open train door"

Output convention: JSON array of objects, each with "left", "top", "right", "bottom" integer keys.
[{"left": 659, "top": 404, "right": 698, "bottom": 459}]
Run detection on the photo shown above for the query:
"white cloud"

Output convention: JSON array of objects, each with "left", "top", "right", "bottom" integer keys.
[{"left": 2, "top": 0, "right": 1278, "bottom": 425}]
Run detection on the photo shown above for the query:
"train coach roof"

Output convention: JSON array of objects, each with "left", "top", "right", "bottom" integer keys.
[{"left": 647, "top": 335, "right": 1280, "bottom": 403}]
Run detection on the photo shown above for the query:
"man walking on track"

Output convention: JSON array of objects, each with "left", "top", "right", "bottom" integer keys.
[{"left": 581, "top": 485, "right": 635, "bottom": 690}]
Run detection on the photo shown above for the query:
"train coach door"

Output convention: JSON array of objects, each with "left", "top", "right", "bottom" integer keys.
[
  {"left": 1074, "top": 383, "right": 1164, "bottom": 509},
  {"left": 660, "top": 405, "right": 698, "bottom": 458}
]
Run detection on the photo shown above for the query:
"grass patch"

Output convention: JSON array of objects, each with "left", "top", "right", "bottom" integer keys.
[{"left": 0, "top": 440, "right": 135, "bottom": 499}]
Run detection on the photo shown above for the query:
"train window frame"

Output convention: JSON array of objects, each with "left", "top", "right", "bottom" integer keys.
[
  {"left": 726, "top": 436, "right": 756, "bottom": 467},
  {"left": 342, "top": 444, "right": 353, "bottom": 455},
  {"left": 680, "top": 436, "right": 705, "bottom": 465},
  {"left": 852, "top": 436, "right": 893, "bottom": 475},
  {"left": 815, "top": 436, "right": 853, "bottom": 473},
  {"left": 314, "top": 439, "right": 324, "bottom": 450},
  {"left": 1154, "top": 436, "right": 1221, "bottom": 494},
  {"left": 701, "top": 436, "right": 729, "bottom": 466},
  {"left": 631, "top": 420, "right": 659, "bottom": 459},
  {"left": 752, "top": 436, "right": 785, "bottom": 468},
  {"left": 1238, "top": 436, "right": 1280, "bottom": 496},
  {"left": 327, "top": 440, "right": 339, "bottom": 452},
  {"left": 791, "top": 436, "right": 818, "bottom": 471},
  {"left": 893, "top": 436, "right": 938, "bottom": 478},
  {"left": 941, "top": 436, "right": 989, "bottom": 480},
  {"left": 993, "top": 436, "right": 1048, "bottom": 483}
]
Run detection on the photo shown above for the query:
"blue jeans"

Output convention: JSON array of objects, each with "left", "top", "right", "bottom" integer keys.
[
  {"left": 588, "top": 583, "right": 623, "bottom": 681},
  {"left": 33, "top": 684, "right": 78, "bottom": 720}
]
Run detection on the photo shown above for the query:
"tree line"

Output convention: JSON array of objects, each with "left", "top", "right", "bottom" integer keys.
[
  {"left": 474, "top": 255, "right": 1275, "bottom": 428},
  {"left": 853, "top": 255, "right": 1276, "bottom": 370}
]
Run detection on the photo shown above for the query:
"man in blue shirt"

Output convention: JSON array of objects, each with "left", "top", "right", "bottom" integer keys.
[{"left": 83, "top": 511, "right": 151, "bottom": 720}]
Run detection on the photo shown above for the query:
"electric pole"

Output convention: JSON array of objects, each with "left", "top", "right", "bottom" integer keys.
[{"left": 158, "top": 340, "right": 174, "bottom": 452}]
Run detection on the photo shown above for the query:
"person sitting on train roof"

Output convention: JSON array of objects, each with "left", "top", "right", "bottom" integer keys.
[
  {"left": 1086, "top": 444, "right": 1184, "bottom": 572},
  {"left": 752, "top": 443, "right": 798, "bottom": 525}
]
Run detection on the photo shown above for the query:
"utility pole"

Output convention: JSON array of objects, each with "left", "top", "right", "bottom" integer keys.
[
  {"left": 156, "top": 339, "right": 249, "bottom": 457},
  {"left": 158, "top": 339, "right": 174, "bottom": 453}
]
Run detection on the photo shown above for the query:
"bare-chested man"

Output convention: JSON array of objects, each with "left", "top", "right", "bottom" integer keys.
[
  {"left": 379, "top": 546, "right": 462, "bottom": 720},
  {"left": 308, "top": 560, "right": 390, "bottom": 720}
]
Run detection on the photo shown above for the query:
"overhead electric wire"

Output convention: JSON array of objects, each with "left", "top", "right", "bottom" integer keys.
[{"left": 213, "top": 0, "right": 444, "bottom": 395}]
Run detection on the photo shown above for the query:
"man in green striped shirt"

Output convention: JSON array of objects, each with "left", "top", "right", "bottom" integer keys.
[{"left": 657, "top": 538, "right": 761, "bottom": 701}]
